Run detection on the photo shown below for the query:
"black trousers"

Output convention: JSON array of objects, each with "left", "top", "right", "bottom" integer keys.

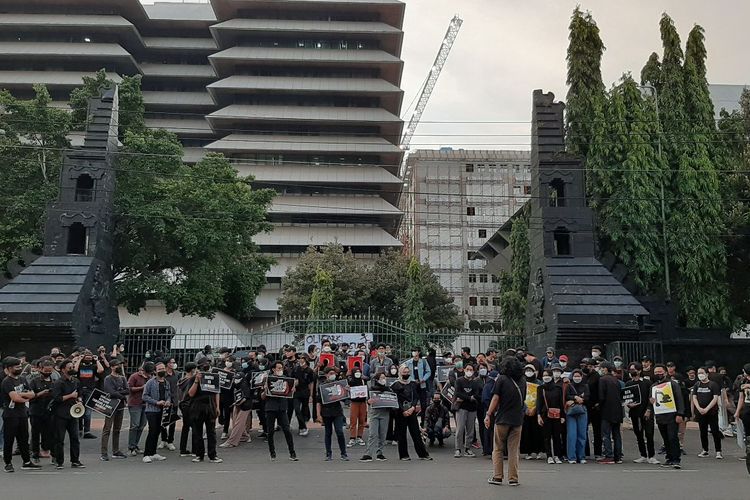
[
  {"left": 3, "top": 416, "right": 30, "bottom": 465},
  {"left": 632, "top": 414, "right": 655, "bottom": 458},
  {"left": 161, "top": 422, "right": 176, "bottom": 444},
  {"left": 542, "top": 417, "right": 564, "bottom": 458},
  {"left": 179, "top": 407, "right": 191, "bottom": 453},
  {"left": 697, "top": 413, "right": 723, "bottom": 452},
  {"left": 219, "top": 395, "right": 232, "bottom": 434},
  {"left": 394, "top": 411, "right": 429, "bottom": 459},
  {"left": 191, "top": 414, "right": 217, "bottom": 460},
  {"left": 657, "top": 419, "right": 681, "bottom": 464},
  {"left": 290, "top": 397, "right": 310, "bottom": 430},
  {"left": 585, "top": 406, "right": 602, "bottom": 456},
  {"left": 265, "top": 409, "right": 295, "bottom": 457},
  {"left": 53, "top": 416, "right": 80, "bottom": 465},
  {"left": 30, "top": 414, "right": 53, "bottom": 457},
  {"left": 386, "top": 409, "right": 397, "bottom": 441},
  {"left": 144, "top": 411, "right": 163, "bottom": 457}
]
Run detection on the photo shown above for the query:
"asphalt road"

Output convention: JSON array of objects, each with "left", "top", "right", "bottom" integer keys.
[{"left": 2, "top": 416, "right": 747, "bottom": 500}]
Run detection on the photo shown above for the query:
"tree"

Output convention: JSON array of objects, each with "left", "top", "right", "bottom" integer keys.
[
  {"left": 0, "top": 85, "right": 70, "bottom": 265},
  {"left": 565, "top": 7, "right": 606, "bottom": 159},
  {"left": 403, "top": 257, "right": 427, "bottom": 335},
  {"left": 640, "top": 52, "right": 662, "bottom": 90},
  {"left": 70, "top": 69, "right": 145, "bottom": 136},
  {"left": 499, "top": 207, "right": 530, "bottom": 334}
]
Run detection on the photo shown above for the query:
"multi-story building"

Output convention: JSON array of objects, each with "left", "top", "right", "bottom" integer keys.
[
  {"left": 0, "top": 0, "right": 406, "bottom": 325},
  {"left": 403, "top": 148, "right": 531, "bottom": 326}
]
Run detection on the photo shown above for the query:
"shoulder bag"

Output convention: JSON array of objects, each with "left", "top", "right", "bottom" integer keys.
[{"left": 565, "top": 384, "right": 586, "bottom": 417}]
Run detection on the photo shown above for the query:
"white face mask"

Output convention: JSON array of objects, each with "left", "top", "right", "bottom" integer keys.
[
  {"left": 377, "top": 378, "right": 386, "bottom": 385},
  {"left": 479, "top": 368, "right": 488, "bottom": 377},
  {"left": 328, "top": 374, "right": 337, "bottom": 381},
  {"left": 411, "top": 351, "right": 418, "bottom": 357},
  {"left": 169, "top": 363, "right": 177, "bottom": 369},
  {"left": 592, "top": 351, "right": 600, "bottom": 358},
  {"left": 464, "top": 370, "right": 474, "bottom": 378},
  {"left": 572, "top": 376, "right": 583, "bottom": 384},
  {"left": 257, "top": 353, "right": 264, "bottom": 360},
  {"left": 542, "top": 376, "right": 553, "bottom": 383},
  {"left": 698, "top": 373, "right": 708, "bottom": 382},
  {"left": 323, "top": 346, "right": 331, "bottom": 353},
  {"left": 274, "top": 370, "right": 283, "bottom": 376},
  {"left": 354, "top": 372, "right": 362, "bottom": 379},
  {"left": 559, "top": 362, "right": 567, "bottom": 369},
  {"left": 225, "top": 361, "right": 233, "bottom": 368},
  {"left": 525, "top": 370, "right": 535, "bottom": 378},
  {"left": 614, "top": 361, "right": 623, "bottom": 368}
]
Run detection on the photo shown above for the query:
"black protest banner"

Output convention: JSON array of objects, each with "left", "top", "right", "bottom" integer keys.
[
  {"left": 161, "top": 406, "right": 180, "bottom": 428},
  {"left": 436, "top": 365, "right": 453, "bottom": 384},
  {"left": 266, "top": 376, "right": 295, "bottom": 398},
  {"left": 622, "top": 384, "right": 642, "bottom": 406},
  {"left": 199, "top": 372, "right": 220, "bottom": 393},
  {"left": 211, "top": 368, "right": 234, "bottom": 390},
  {"left": 251, "top": 370, "right": 268, "bottom": 389},
  {"left": 370, "top": 391, "right": 399, "bottom": 409},
  {"left": 441, "top": 383, "right": 455, "bottom": 403},
  {"left": 84, "top": 388, "right": 121, "bottom": 418},
  {"left": 319, "top": 379, "right": 350, "bottom": 404},
  {"left": 233, "top": 386, "right": 246, "bottom": 407}
]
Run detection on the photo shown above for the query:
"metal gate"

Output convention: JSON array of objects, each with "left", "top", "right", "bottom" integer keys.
[{"left": 606, "top": 340, "right": 663, "bottom": 366}]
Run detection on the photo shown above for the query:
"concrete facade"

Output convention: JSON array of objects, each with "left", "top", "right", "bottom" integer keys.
[
  {"left": 403, "top": 148, "right": 531, "bottom": 326},
  {"left": 0, "top": 0, "right": 406, "bottom": 322}
]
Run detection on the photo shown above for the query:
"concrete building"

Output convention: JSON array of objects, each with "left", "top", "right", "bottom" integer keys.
[
  {"left": 403, "top": 149, "right": 531, "bottom": 326},
  {"left": 0, "top": 0, "right": 406, "bottom": 325}
]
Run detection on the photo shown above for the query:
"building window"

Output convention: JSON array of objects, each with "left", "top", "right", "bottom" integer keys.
[
  {"left": 524, "top": 185, "right": 532, "bottom": 195},
  {"left": 75, "top": 174, "right": 94, "bottom": 202},
  {"left": 491, "top": 274, "right": 500, "bottom": 283},
  {"left": 478, "top": 229, "right": 487, "bottom": 238},
  {"left": 67, "top": 223, "right": 87, "bottom": 255},
  {"left": 466, "top": 207, "right": 476, "bottom": 216},
  {"left": 479, "top": 297, "right": 489, "bottom": 306},
  {"left": 549, "top": 178, "right": 565, "bottom": 207},
  {"left": 468, "top": 274, "right": 477, "bottom": 283},
  {"left": 465, "top": 164, "right": 474, "bottom": 172},
  {"left": 467, "top": 251, "right": 478, "bottom": 260},
  {"left": 469, "top": 296, "right": 478, "bottom": 307},
  {"left": 492, "top": 297, "right": 501, "bottom": 306},
  {"left": 479, "top": 274, "right": 488, "bottom": 283},
  {"left": 553, "top": 227, "right": 571, "bottom": 256}
]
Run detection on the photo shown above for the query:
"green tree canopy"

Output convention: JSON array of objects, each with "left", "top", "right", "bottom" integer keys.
[
  {"left": 499, "top": 205, "right": 530, "bottom": 334},
  {"left": 70, "top": 69, "right": 145, "bottom": 136},
  {"left": 403, "top": 257, "right": 427, "bottom": 334}
]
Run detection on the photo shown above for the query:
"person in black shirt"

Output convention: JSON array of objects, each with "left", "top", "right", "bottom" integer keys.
[
  {"left": 691, "top": 367, "right": 723, "bottom": 459},
  {"left": 51, "top": 359, "right": 84, "bottom": 469},
  {"left": 598, "top": 362, "right": 623, "bottom": 464},
  {"left": 391, "top": 365, "right": 432, "bottom": 461},
  {"left": 2, "top": 357, "right": 41, "bottom": 472},
  {"left": 100, "top": 359, "right": 129, "bottom": 461},
  {"left": 626, "top": 363, "right": 658, "bottom": 464},
  {"left": 453, "top": 363, "right": 482, "bottom": 458},
  {"left": 73, "top": 350, "right": 104, "bottom": 439},
  {"left": 537, "top": 369, "right": 564, "bottom": 464},
  {"left": 177, "top": 362, "right": 197, "bottom": 456},
  {"left": 29, "top": 360, "right": 55, "bottom": 463},
  {"left": 289, "top": 356, "right": 314, "bottom": 437},
  {"left": 317, "top": 367, "right": 348, "bottom": 461},
  {"left": 583, "top": 358, "right": 602, "bottom": 458},
  {"left": 263, "top": 360, "right": 297, "bottom": 461},
  {"left": 733, "top": 363, "right": 750, "bottom": 471},
  {"left": 187, "top": 361, "right": 222, "bottom": 463}
]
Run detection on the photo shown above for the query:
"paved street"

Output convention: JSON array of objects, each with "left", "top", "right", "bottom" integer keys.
[{"left": 2, "top": 416, "right": 747, "bottom": 499}]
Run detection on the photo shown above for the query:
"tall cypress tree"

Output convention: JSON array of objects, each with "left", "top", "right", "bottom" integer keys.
[
  {"left": 640, "top": 52, "right": 663, "bottom": 90},
  {"left": 403, "top": 257, "right": 427, "bottom": 336},
  {"left": 565, "top": 7, "right": 606, "bottom": 158}
]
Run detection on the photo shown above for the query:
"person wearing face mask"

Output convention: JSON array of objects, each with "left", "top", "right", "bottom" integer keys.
[
  {"left": 453, "top": 363, "right": 483, "bottom": 458},
  {"left": 360, "top": 370, "right": 393, "bottom": 461},
  {"left": 100, "top": 359, "right": 129, "bottom": 461},
  {"left": 536, "top": 369, "right": 564, "bottom": 464},
  {"left": 558, "top": 355, "right": 570, "bottom": 379},
  {"left": 263, "top": 360, "right": 297, "bottom": 461},
  {"left": 520, "top": 364, "right": 543, "bottom": 460},
  {"left": 194, "top": 345, "right": 214, "bottom": 365},
  {"left": 691, "top": 367, "right": 723, "bottom": 459},
  {"left": 73, "top": 350, "right": 104, "bottom": 439},
  {"left": 476, "top": 363, "right": 491, "bottom": 455},
  {"left": 187, "top": 360, "right": 223, "bottom": 464},
  {"left": 142, "top": 362, "right": 171, "bottom": 463},
  {"left": 641, "top": 356, "right": 654, "bottom": 381},
  {"left": 347, "top": 367, "right": 368, "bottom": 447},
  {"left": 219, "top": 362, "right": 254, "bottom": 449},
  {"left": 158, "top": 358, "right": 180, "bottom": 451},
  {"left": 370, "top": 344, "right": 393, "bottom": 375},
  {"left": 316, "top": 367, "right": 348, "bottom": 461},
  {"left": 732, "top": 363, "right": 750, "bottom": 471},
  {"left": 29, "top": 360, "right": 55, "bottom": 463},
  {"left": 127, "top": 363, "right": 151, "bottom": 456},
  {"left": 647, "top": 364, "right": 685, "bottom": 469},
  {"left": 218, "top": 355, "right": 237, "bottom": 440},
  {"left": 542, "top": 347, "right": 559, "bottom": 370},
  {"left": 597, "top": 362, "right": 623, "bottom": 464},
  {"left": 386, "top": 364, "right": 399, "bottom": 445},
  {"left": 391, "top": 365, "right": 432, "bottom": 461},
  {"left": 177, "top": 362, "right": 197, "bottom": 456},
  {"left": 564, "top": 369, "right": 589, "bottom": 464},
  {"left": 626, "top": 363, "right": 658, "bottom": 464},
  {"left": 582, "top": 358, "right": 603, "bottom": 459},
  {"left": 424, "top": 392, "right": 451, "bottom": 449},
  {"left": 252, "top": 351, "right": 269, "bottom": 438},
  {"left": 612, "top": 356, "right": 625, "bottom": 380},
  {"left": 1, "top": 357, "right": 40, "bottom": 472},
  {"left": 403, "top": 348, "right": 431, "bottom": 425},
  {"left": 51, "top": 359, "right": 84, "bottom": 469},
  {"left": 289, "top": 355, "right": 314, "bottom": 437},
  {"left": 591, "top": 346, "right": 604, "bottom": 361}
]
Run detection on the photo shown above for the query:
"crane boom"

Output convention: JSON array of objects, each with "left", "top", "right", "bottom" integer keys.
[{"left": 399, "top": 14, "right": 463, "bottom": 179}]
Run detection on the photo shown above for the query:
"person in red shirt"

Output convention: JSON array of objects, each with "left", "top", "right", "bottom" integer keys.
[{"left": 127, "top": 363, "right": 153, "bottom": 456}]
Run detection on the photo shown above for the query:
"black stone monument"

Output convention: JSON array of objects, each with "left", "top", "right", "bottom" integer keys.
[{"left": 0, "top": 88, "right": 120, "bottom": 357}]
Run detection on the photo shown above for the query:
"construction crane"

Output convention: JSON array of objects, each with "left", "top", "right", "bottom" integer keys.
[
  {"left": 399, "top": 14, "right": 463, "bottom": 180},
  {"left": 398, "top": 14, "right": 463, "bottom": 255}
]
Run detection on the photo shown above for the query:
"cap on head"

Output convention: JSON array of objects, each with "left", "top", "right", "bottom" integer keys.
[{"left": 559, "top": 354, "right": 568, "bottom": 362}]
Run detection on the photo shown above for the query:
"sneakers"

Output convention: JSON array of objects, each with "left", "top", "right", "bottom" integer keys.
[
  {"left": 400, "top": 457, "right": 411, "bottom": 461},
  {"left": 157, "top": 441, "right": 166, "bottom": 450},
  {"left": 464, "top": 450, "right": 476, "bottom": 458},
  {"left": 192, "top": 457, "right": 204, "bottom": 463},
  {"left": 347, "top": 439, "right": 355, "bottom": 448},
  {"left": 579, "top": 459, "right": 587, "bottom": 464},
  {"left": 698, "top": 450, "right": 709, "bottom": 458},
  {"left": 356, "top": 438, "right": 366, "bottom": 446},
  {"left": 289, "top": 455, "right": 298, "bottom": 462},
  {"left": 376, "top": 454, "right": 387, "bottom": 461},
  {"left": 100, "top": 454, "right": 110, "bottom": 462},
  {"left": 112, "top": 452, "right": 127, "bottom": 459},
  {"left": 597, "top": 458, "right": 615, "bottom": 464},
  {"left": 143, "top": 456, "right": 153, "bottom": 464},
  {"left": 524, "top": 454, "right": 533, "bottom": 460},
  {"left": 180, "top": 452, "right": 192, "bottom": 457},
  {"left": 209, "top": 458, "right": 224, "bottom": 463},
  {"left": 633, "top": 456, "right": 648, "bottom": 464},
  {"left": 554, "top": 457, "right": 563, "bottom": 464},
  {"left": 71, "top": 462, "right": 85, "bottom": 468},
  {"left": 419, "top": 456, "right": 433, "bottom": 461},
  {"left": 672, "top": 463, "right": 682, "bottom": 469},
  {"left": 454, "top": 450, "right": 462, "bottom": 458},
  {"left": 487, "top": 477, "right": 503, "bottom": 486},
  {"left": 508, "top": 480, "right": 519, "bottom": 487},
  {"left": 152, "top": 454, "right": 167, "bottom": 461},
  {"left": 647, "top": 457, "right": 660, "bottom": 465},
  {"left": 299, "top": 429, "right": 309, "bottom": 437},
  {"left": 21, "top": 462, "right": 41, "bottom": 470},
  {"left": 219, "top": 442, "right": 235, "bottom": 448},
  {"left": 166, "top": 443, "right": 176, "bottom": 451},
  {"left": 325, "top": 455, "right": 333, "bottom": 461},
  {"left": 4, "top": 464, "right": 14, "bottom": 473},
  {"left": 360, "top": 455, "right": 373, "bottom": 462},
  {"left": 55, "top": 463, "right": 64, "bottom": 470},
  {"left": 269, "top": 454, "right": 276, "bottom": 462},
  {"left": 341, "top": 455, "right": 349, "bottom": 461},
  {"left": 568, "top": 460, "right": 577, "bottom": 464},
  {"left": 716, "top": 452, "right": 724, "bottom": 460},
  {"left": 547, "top": 457, "right": 555, "bottom": 464},
  {"left": 83, "top": 433, "right": 97, "bottom": 439},
  {"left": 129, "top": 449, "right": 138, "bottom": 457},
  {"left": 221, "top": 433, "right": 228, "bottom": 440}
]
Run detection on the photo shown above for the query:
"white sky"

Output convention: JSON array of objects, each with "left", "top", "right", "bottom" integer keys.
[{"left": 141, "top": 0, "right": 749, "bottom": 150}]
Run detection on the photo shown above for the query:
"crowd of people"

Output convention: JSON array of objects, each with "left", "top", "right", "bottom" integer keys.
[{"left": 1, "top": 341, "right": 749, "bottom": 485}]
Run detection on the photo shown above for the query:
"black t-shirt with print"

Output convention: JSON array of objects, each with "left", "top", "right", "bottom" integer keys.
[
  {"left": 691, "top": 381, "right": 720, "bottom": 415},
  {"left": 1, "top": 375, "right": 29, "bottom": 418},
  {"left": 492, "top": 375, "right": 526, "bottom": 427}
]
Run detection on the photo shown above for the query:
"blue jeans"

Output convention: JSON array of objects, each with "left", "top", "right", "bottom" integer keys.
[
  {"left": 128, "top": 406, "right": 147, "bottom": 451},
  {"left": 324, "top": 415, "right": 347, "bottom": 457},
  {"left": 566, "top": 410, "right": 588, "bottom": 461},
  {"left": 601, "top": 419, "right": 622, "bottom": 460}
]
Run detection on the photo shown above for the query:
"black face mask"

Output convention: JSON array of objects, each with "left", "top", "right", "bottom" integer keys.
[
  {"left": 12, "top": 368, "right": 22, "bottom": 377},
  {"left": 157, "top": 371, "right": 166, "bottom": 378},
  {"left": 629, "top": 371, "right": 639, "bottom": 378},
  {"left": 582, "top": 367, "right": 590, "bottom": 374},
  {"left": 653, "top": 373, "right": 665, "bottom": 381}
]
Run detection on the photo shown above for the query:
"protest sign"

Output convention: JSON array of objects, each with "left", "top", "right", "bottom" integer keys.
[
  {"left": 84, "top": 388, "right": 121, "bottom": 418},
  {"left": 212, "top": 368, "right": 234, "bottom": 390},
  {"left": 319, "top": 353, "right": 336, "bottom": 370},
  {"left": 651, "top": 382, "right": 676, "bottom": 415},
  {"left": 371, "top": 391, "right": 399, "bottom": 409},
  {"left": 436, "top": 365, "right": 453, "bottom": 384},
  {"left": 161, "top": 406, "right": 179, "bottom": 428},
  {"left": 441, "top": 383, "right": 455, "bottom": 403},
  {"left": 199, "top": 372, "right": 220, "bottom": 393},
  {"left": 319, "top": 379, "right": 350, "bottom": 404},
  {"left": 347, "top": 356, "right": 365, "bottom": 373},
  {"left": 304, "top": 333, "right": 373, "bottom": 354},
  {"left": 266, "top": 376, "right": 295, "bottom": 398},
  {"left": 525, "top": 382, "right": 539, "bottom": 414},
  {"left": 622, "top": 385, "right": 641, "bottom": 406},
  {"left": 349, "top": 385, "right": 368, "bottom": 399},
  {"left": 251, "top": 370, "right": 268, "bottom": 389},
  {"left": 233, "top": 386, "right": 246, "bottom": 407}
]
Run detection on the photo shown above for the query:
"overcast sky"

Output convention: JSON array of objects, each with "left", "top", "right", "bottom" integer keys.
[{"left": 142, "top": 0, "right": 748, "bottom": 150}]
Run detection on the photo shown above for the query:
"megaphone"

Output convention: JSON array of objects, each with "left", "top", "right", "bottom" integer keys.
[{"left": 70, "top": 402, "right": 85, "bottom": 419}]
